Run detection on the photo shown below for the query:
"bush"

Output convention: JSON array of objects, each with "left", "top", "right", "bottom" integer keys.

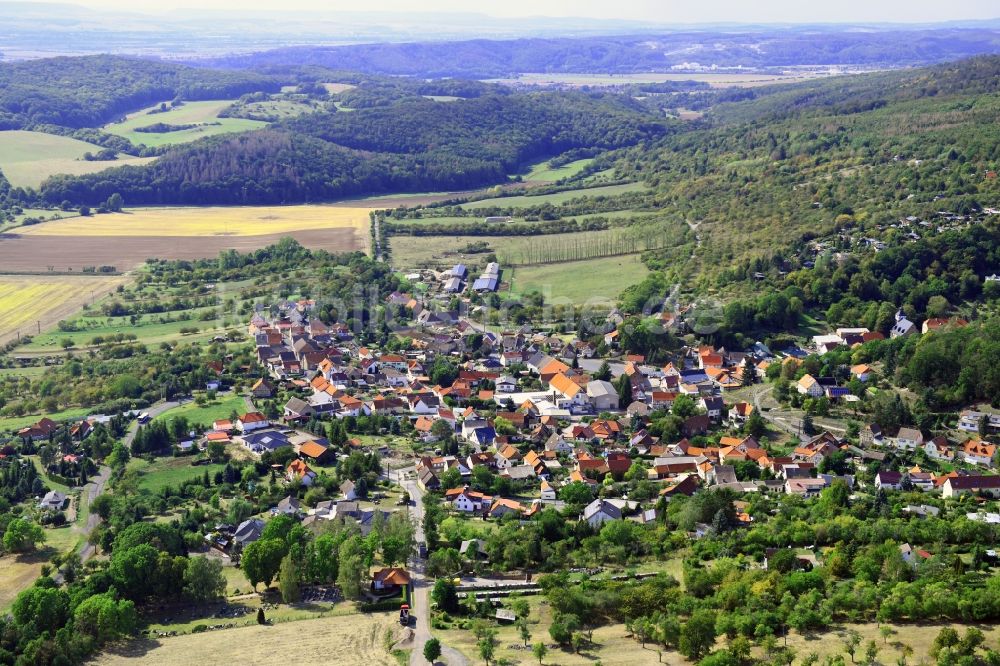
[{"left": 192, "top": 624, "right": 208, "bottom": 633}]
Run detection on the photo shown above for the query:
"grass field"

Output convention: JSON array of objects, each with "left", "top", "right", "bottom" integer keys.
[
  {"left": 92, "top": 612, "right": 403, "bottom": 666},
  {"left": 524, "top": 158, "right": 594, "bottom": 182},
  {"left": 460, "top": 182, "right": 647, "bottom": 210},
  {"left": 128, "top": 457, "right": 227, "bottom": 494},
  {"left": 0, "top": 275, "right": 127, "bottom": 347},
  {"left": 103, "top": 101, "right": 267, "bottom": 147},
  {"left": 21, "top": 306, "right": 239, "bottom": 352},
  {"left": 153, "top": 394, "right": 247, "bottom": 428},
  {"left": 507, "top": 254, "right": 648, "bottom": 302},
  {"left": 0, "top": 131, "right": 155, "bottom": 188},
  {"left": 18, "top": 205, "right": 373, "bottom": 238}
]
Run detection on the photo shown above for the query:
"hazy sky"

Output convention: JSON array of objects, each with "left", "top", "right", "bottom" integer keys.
[{"left": 42, "top": 0, "right": 1000, "bottom": 23}]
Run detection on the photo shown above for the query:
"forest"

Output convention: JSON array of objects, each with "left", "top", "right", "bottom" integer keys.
[{"left": 0, "top": 55, "right": 283, "bottom": 130}]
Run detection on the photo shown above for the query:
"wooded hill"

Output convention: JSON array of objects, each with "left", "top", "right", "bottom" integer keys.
[
  {"left": 621, "top": 56, "right": 1000, "bottom": 287},
  {"left": 0, "top": 55, "right": 283, "bottom": 130},
  {"left": 39, "top": 91, "right": 671, "bottom": 206},
  {"left": 195, "top": 28, "right": 1000, "bottom": 78}
]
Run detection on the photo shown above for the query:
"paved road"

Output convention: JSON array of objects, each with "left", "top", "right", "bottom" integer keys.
[
  {"left": 75, "top": 399, "right": 180, "bottom": 562},
  {"left": 396, "top": 467, "right": 468, "bottom": 666}
]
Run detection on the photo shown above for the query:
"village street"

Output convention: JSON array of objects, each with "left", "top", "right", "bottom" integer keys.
[{"left": 398, "top": 467, "right": 469, "bottom": 666}]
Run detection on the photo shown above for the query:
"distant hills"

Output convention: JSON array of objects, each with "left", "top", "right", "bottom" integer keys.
[{"left": 198, "top": 28, "right": 1000, "bottom": 78}]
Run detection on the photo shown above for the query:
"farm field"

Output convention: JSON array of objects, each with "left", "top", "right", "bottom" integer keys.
[
  {"left": 92, "top": 611, "right": 404, "bottom": 666},
  {"left": 524, "top": 157, "right": 594, "bottom": 182},
  {"left": 507, "top": 254, "right": 648, "bottom": 303},
  {"left": 460, "top": 182, "right": 647, "bottom": 209},
  {"left": 487, "top": 70, "right": 834, "bottom": 88},
  {"left": 0, "top": 130, "right": 155, "bottom": 188},
  {"left": 17, "top": 205, "right": 372, "bottom": 238},
  {"left": 103, "top": 100, "right": 266, "bottom": 147},
  {"left": 0, "top": 275, "right": 126, "bottom": 347},
  {"left": 127, "top": 457, "right": 227, "bottom": 494},
  {"left": 0, "top": 204, "right": 369, "bottom": 272},
  {"left": 153, "top": 394, "right": 247, "bottom": 428}
]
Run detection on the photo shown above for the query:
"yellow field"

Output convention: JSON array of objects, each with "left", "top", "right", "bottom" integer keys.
[
  {"left": 0, "top": 275, "right": 125, "bottom": 345},
  {"left": 17, "top": 206, "right": 375, "bottom": 238},
  {"left": 91, "top": 612, "right": 404, "bottom": 666}
]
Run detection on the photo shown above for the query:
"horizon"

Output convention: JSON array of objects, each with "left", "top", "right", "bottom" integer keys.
[{"left": 8, "top": 0, "right": 1000, "bottom": 26}]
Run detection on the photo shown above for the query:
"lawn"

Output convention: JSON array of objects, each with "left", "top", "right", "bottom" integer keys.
[
  {"left": 0, "top": 131, "right": 155, "bottom": 188},
  {"left": 103, "top": 100, "right": 267, "bottom": 147},
  {"left": 524, "top": 158, "right": 594, "bottom": 182},
  {"left": 153, "top": 394, "right": 247, "bottom": 428},
  {"left": 127, "top": 457, "right": 227, "bottom": 494},
  {"left": 460, "top": 182, "right": 648, "bottom": 210},
  {"left": 507, "top": 254, "right": 649, "bottom": 303},
  {"left": 92, "top": 611, "right": 404, "bottom": 666},
  {"left": 18, "top": 205, "right": 373, "bottom": 238}
]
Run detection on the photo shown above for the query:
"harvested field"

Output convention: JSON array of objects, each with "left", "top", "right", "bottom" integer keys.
[
  {"left": 91, "top": 612, "right": 404, "bottom": 666},
  {"left": 0, "top": 228, "right": 362, "bottom": 272},
  {"left": 18, "top": 206, "right": 371, "bottom": 237},
  {"left": 0, "top": 274, "right": 126, "bottom": 346}
]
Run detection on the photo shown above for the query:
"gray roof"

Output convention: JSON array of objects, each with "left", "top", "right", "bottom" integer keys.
[
  {"left": 586, "top": 380, "right": 618, "bottom": 399},
  {"left": 583, "top": 499, "right": 622, "bottom": 521}
]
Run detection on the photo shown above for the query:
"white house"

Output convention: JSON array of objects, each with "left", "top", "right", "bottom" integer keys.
[
  {"left": 495, "top": 376, "right": 517, "bottom": 393},
  {"left": 237, "top": 412, "right": 270, "bottom": 433},
  {"left": 796, "top": 374, "right": 824, "bottom": 397},
  {"left": 894, "top": 427, "right": 924, "bottom": 450},
  {"left": 583, "top": 499, "right": 622, "bottom": 528}
]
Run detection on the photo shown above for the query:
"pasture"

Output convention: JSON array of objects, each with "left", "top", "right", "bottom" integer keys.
[
  {"left": 507, "top": 254, "right": 648, "bottom": 303},
  {"left": 103, "top": 101, "right": 266, "bottom": 147},
  {"left": 0, "top": 130, "right": 155, "bottom": 188},
  {"left": 17, "top": 205, "right": 372, "bottom": 238},
  {"left": 460, "top": 182, "right": 647, "bottom": 209},
  {"left": 92, "top": 612, "right": 404, "bottom": 666},
  {"left": 0, "top": 275, "right": 126, "bottom": 347}
]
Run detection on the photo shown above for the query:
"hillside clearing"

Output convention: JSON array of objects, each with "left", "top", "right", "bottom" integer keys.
[
  {"left": 91, "top": 612, "right": 403, "bottom": 666},
  {"left": 524, "top": 157, "right": 594, "bottom": 182},
  {"left": 103, "top": 100, "right": 266, "bottom": 147},
  {"left": 18, "top": 205, "right": 373, "bottom": 238},
  {"left": 0, "top": 130, "right": 155, "bottom": 188}
]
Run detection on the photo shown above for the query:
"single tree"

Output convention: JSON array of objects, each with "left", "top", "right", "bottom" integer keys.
[
  {"left": 423, "top": 638, "right": 442, "bottom": 663},
  {"left": 532, "top": 642, "right": 548, "bottom": 665}
]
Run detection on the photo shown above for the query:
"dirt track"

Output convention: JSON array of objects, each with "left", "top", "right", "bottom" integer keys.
[{"left": 0, "top": 228, "right": 362, "bottom": 272}]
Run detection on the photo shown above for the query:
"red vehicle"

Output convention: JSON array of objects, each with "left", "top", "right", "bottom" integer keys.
[{"left": 399, "top": 604, "right": 410, "bottom": 626}]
